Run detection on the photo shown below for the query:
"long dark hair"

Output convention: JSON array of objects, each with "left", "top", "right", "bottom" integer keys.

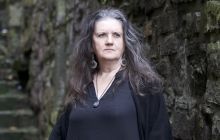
[{"left": 66, "top": 7, "right": 162, "bottom": 105}]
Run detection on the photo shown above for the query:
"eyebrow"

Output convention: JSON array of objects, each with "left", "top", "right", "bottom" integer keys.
[{"left": 93, "top": 31, "right": 123, "bottom": 34}]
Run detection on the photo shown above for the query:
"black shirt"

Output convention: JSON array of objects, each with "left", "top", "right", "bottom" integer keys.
[
  {"left": 66, "top": 78, "right": 140, "bottom": 140},
  {"left": 49, "top": 71, "right": 172, "bottom": 140}
]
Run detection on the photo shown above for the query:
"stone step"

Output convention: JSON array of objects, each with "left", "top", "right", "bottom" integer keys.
[
  {"left": 0, "top": 60, "right": 12, "bottom": 69},
  {"left": 0, "top": 126, "right": 38, "bottom": 140},
  {"left": 0, "top": 93, "right": 29, "bottom": 110},
  {"left": 0, "top": 109, "right": 37, "bottom": 128},
  {"left": 0, "top": 81, "right": 19, "bottom": 94},
  {"left": 0, "top": 68, "right": 15, "bottom": 81}
]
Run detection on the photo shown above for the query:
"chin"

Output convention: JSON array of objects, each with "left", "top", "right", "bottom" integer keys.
[{"left": 102, "top": 57, "right": 121, "bottom": 61}]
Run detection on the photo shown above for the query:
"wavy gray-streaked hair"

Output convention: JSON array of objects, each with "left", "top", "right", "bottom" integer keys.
[{"left": 66, "top": 7, "right": 162, "bottom": 105}]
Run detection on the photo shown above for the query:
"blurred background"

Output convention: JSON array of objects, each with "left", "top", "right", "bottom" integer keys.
[{"left": 0, "top": 0, "right": 219, "bottom": 140}]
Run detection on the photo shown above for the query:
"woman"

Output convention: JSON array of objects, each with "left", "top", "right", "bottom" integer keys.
[{"left": 49, "top": 7, "right": 172, "bottom": 140}]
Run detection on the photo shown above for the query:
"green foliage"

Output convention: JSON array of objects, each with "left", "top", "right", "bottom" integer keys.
[{"left": 205, "top": 0, "right": 220, "bottom": 31}]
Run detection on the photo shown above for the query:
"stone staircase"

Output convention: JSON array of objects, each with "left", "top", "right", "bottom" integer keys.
[
  {"left": 0, "top": 1, "right": 39, "bottom": 138},
  {"left": 0, "top": 81, "right": 39, "bottom": 140}
]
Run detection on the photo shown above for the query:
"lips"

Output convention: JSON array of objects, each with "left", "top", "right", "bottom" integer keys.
[{"left": 104, "top": 49, "right": 114, "bottom": 51}]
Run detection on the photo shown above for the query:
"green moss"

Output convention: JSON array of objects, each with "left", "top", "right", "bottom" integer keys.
[
  {"left": 205, "top": 1, "right": 220, "bottom": 31},
  {"left": 22, "top": 0, "right": 36, "bottom": 6},
  {"left": 0, "top": 83, "right": 20, "bottom": 94},
  {"left": 98, "top": 0, "right": 108, "bottom": 5},
  {"left": 208, "top": 41, "right": 220, "bottom": 51},
  {"left": 0, "top": 84, "right": 10, "bottom": 94},
  {"left": 206, "top": 1, "right": 220, "bottom": 21},
  {"left": 50, "top": 110, "right": 59, "bottom": 125}
]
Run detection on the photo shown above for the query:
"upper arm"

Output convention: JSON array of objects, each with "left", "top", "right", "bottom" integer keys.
[
  {"left": 49, "top": 104, "right": 72, "bottom": 140},
  {"left": 49, "top": 112, "right": 65, "bottom": 140}
]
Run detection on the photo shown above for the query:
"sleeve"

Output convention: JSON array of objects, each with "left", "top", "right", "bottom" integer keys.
[
  {"left": 148, "top": 93, "right": 173, "bottom": 140},
  {"left": 49, "top": 105, "right": 72, "bottom": 140}
]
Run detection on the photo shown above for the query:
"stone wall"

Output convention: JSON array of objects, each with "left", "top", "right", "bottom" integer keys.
[
  {"left": 1, "top": 0, "right": 219, "bottom": 140},
  {"left": 128, "top": 0, "right": 220, "bottom": 139}
]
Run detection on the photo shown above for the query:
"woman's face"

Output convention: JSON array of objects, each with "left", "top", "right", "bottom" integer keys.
[{"left": 92, "top": 17, "right": 125, "bottom": 62}]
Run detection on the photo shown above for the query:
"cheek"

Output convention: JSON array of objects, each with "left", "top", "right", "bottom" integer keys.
[
  {"left": 92, "top": 39, "right": 99, "bottom": 50},
  {"left": 93, "top": 39, "right": 102, "bottom": 48}
]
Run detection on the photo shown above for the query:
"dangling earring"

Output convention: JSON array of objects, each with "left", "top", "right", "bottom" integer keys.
[
  {"left": 121, "top": 54, "right": 127, "bottom": 67},
  {"left": 91, "top": 54, "right": 97, "bottom": 69}
]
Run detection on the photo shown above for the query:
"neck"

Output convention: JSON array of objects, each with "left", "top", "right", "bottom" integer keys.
[{"left": 98, "top": 60, "right": 122, "bottom": 75}]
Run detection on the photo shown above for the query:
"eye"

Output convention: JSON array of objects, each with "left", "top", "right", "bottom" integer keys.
[
  {"left": 97, "top": 33, "right": 106, "bottom": 38},
  {"left": 113, "top": 32, "right": 121, "bottom": 38}
]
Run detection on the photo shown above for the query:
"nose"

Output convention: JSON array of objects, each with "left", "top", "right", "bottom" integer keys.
[{"left": 105, "top": 35, "right": 113, "bottom": 46}]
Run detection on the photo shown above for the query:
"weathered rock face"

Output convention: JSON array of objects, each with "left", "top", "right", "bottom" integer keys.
[
  {"left": 139, "top": 0, "right": 219, "bottom": 139},
  {"left": 205, "top": 41, "right": 220, "bottom": 140},
  {"left": 1, "top": 0, "right": 220, "bottom": 140}
]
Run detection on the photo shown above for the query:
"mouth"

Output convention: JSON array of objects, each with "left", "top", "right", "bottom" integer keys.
[{"left": 104, "top": 49, "right": 114, "bottom": 51}]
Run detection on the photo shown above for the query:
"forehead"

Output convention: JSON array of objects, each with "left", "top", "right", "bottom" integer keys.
[{"left": 94, "top": 17, "right": 123, "bottom": 32}]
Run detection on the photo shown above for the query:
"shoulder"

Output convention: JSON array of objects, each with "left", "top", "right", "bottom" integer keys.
[
  {"left": 49, "top": 104, "right": 72, "bottom": 140},
  {"left": 137, "top": 87, "right": 168, "bottom": 122},
  {"left": 136, "top": 79, "right": 166, "bottom": 112},
  {"left": 140, "top": 78, "right": 163, "bottom": 95},
  {"left": 132, "top": 80, "right": 166, "bottom": 111}
]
